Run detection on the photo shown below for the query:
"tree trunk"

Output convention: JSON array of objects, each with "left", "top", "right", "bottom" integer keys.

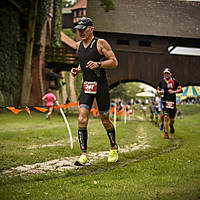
[
  {"left": 20, "top": 0, "right": 38, "bottom": 106},
  {"left": 61, "top": 71, "right": 68, "bottom": 103}
]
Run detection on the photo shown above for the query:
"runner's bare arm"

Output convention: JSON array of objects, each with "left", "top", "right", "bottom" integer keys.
[
  {"left": 98, "top": 39, "right": 118, "bottom": 68},
  {"left": 168, "top": 85, "right": 183, "bottom": 94},
  {"left": 87, "top": 39, "right": 118, "bottom": 70},
  {"left": 176, "top": 85, "right": 183, "bottom": 93}
]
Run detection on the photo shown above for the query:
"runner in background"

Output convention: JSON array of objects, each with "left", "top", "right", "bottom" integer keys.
[
  {"left": 157, "top": 68, "right": 182, "bottom": 139},
  {"left": 42, "top": 89, "right": 56, "bottom": 120},
  {"left": 149, "top": 101, "right": 155, "bottom": 122},
  {"left": 177, "top": 108, "right": 183, "bottom": 119},
  {"left": 141, "top": 102, "right": 147, "bottom": 117},
  {"left": 154, "top": 94, "right": 162, "bottom": 125}
]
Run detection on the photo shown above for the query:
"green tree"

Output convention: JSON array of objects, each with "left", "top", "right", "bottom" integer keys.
[
  {"left": 0, "top": 3, "right": 21, "bottom": 106},
  {"left": 99, "top": 0, "right": 115, "bottom": 12},
  {"left": 0, "top": 0, "right": 52, "bottom": 106},
  {"left": 110, "top": 82, "right": 143, "bottom": 102},
  {"left": 63, "top": 0, "right": 79, "bottom": 8},
  {"left": 62, "top": 0, "right": 115, "bottom": 11}
]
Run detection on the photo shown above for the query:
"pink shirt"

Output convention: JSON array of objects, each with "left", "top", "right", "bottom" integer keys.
[{"left": 43, "top": 93, "right": 56, "bottom": 107}]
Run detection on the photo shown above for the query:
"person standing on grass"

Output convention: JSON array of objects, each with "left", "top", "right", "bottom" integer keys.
[
  {"left": 141, "top": 102, "right": 147, "bottom": 117},
  {"left": 154, "top": 94, "right": 162, "bottom": 125},
  {"left": 42, "top": 89, "right": 56, "bottom": 120},
  {"left": 71, "top": 17, "right": 119, "bottom": 166},
  {"left": 177, "top": 108, "right": 183, "bottom": 119},
  {"left": 157, "top": 68, "right": 182, "bottom": 139},
  {"left": 149, "top": 101, "right": 155, "bottom": 122}
]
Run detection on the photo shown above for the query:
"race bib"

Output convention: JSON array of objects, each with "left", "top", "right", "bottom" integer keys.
[
  {"left": 166, "top": 101, "right": 174, "bottom": 109},
  {"left": 83, "top": 81, "right": 97, "bottom": 94}
]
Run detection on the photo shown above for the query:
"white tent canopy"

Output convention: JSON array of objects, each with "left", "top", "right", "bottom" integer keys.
[{"left": 136, "top": 91, "right": 155, "bottom": 97}]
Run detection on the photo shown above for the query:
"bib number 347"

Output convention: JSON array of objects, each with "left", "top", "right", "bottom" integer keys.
[{"left": 83, "top": 81, "right": 97, "bottom": 94}]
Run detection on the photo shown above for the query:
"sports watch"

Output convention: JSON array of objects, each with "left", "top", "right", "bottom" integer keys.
[{"left": 97, "top": 61, "right": 101, "bottom": 68}]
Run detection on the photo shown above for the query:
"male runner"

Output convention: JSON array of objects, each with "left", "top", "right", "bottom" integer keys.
[
  {"left": 71, "top": 17, "right": 118, "bottom": 165},
  {"left": 157, "top": 68, "right": 182, "bottom": 139}
]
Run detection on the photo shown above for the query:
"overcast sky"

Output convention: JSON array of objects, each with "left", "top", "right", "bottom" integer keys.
[{"left": 169, "top": 47, "right": 200, "bottom": 56}]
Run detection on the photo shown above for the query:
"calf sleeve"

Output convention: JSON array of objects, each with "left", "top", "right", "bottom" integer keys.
[
  {"left": 78, "top": 128, "right": 88, "bottom": 153},
  {"left": 107, "top": 128, "right": 116, "bottom": 147}
]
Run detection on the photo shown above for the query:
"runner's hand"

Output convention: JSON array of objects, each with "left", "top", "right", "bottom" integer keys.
[
  {"left": 71, "top": 67, "right": 80, "bottom": 77},
  {"left": 168, "top": 89, "right": 175, "bottom": 94},
  {"left": 86, "top": 61, "right": 98, "bottom": 70}
]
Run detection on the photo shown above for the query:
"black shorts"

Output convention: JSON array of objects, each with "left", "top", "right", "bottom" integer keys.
[
  {"left": 79, "top": 81, "right": 110, "bottom": 114},
  {"left": 163, "top": 101, "right": 177, "bottom": 119}
]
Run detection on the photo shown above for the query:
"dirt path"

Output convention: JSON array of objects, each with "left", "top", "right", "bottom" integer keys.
[{"left": 2, "top": 128, "right": 150, "bottom": 177}]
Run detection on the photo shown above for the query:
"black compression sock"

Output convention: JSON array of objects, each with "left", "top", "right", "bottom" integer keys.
[
  {"left": 107, "top": 128, "right": 116, "bottom": 147},
  {"left": 78, "top": 128, "right": 88, "bottom": 153}
]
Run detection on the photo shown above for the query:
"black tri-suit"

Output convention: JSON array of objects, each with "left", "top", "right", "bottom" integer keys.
[{"left": 78, "top": 37, "right": 110, "bottom": 114}]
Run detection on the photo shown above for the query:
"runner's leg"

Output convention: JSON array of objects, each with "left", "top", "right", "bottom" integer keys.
[
  {"left": 48, "top": 107, "right": 53, "bottom": 116},
  {"left": 164, "top": 114, "right": 169, "bottom": 139},
  {"left": 169, "top": 109, "right": 176, "bottom": 133},
  {"left": 76, "top": 89, "right": 94, "bottom": 160},
  {"left": 100, "top": 113, "right": 117, "bottom": 148},
  {"left": 78, "top": 107, "right": 90, "bottom": 154}
]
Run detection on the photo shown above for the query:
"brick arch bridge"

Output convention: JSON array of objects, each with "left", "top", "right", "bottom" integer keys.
[
  {"left": 86, "top": 0, "right": 200, "bottom": 89},
  {"left": 60, "top": 0, "right": 200, "bottom": 90}
]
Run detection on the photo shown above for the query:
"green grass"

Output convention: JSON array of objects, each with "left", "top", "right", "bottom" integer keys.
[{"left": 0, "top": 105, "right": 200, "bottom": 200}]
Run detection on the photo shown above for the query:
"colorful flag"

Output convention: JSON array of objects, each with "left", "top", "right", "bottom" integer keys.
[
  {"left": 34, "top": 107, "right": 48, "bottom": 112},
  {"left": 6, "top": 107, "right": 22, "bottom": 114}
]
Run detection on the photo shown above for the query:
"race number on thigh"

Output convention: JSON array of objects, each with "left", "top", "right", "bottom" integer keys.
[
  {"left": 166, "top": 101, "right": 174, "bottom": 109},
  {"left": 83, "top": 81, "right": 97, "bottom": 94}
]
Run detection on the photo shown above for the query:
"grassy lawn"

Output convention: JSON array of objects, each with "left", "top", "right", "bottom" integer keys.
[{"left": 0, "top": 104, "right": 200, "bottom": 200}]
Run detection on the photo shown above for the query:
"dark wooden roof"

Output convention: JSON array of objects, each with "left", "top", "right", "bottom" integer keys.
[{"left": 87, "top": 0, "right": 200, "bottom": 39}]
